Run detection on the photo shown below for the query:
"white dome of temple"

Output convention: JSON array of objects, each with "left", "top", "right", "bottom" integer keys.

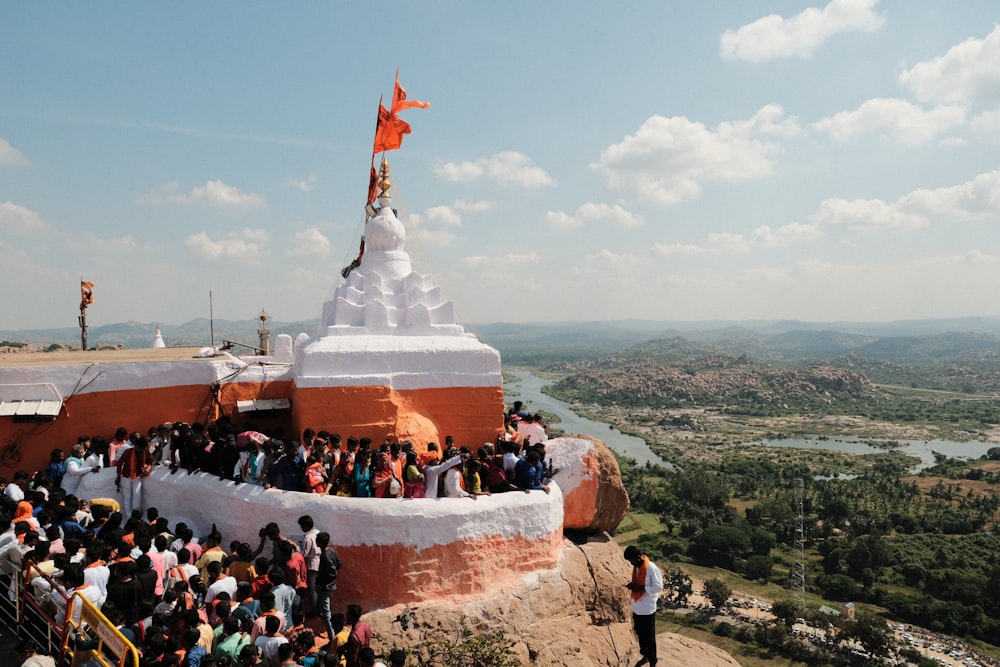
[{"left": 320, "top": 161, "right": 465, "bottom": 337}]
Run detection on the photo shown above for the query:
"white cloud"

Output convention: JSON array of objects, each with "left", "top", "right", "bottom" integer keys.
[
  {"left": 434, "top": 161, "right": 484, "bottom": 183},
  {"left": 0, "top": 138, "right": 27, "bottom": 165},
  {"left": 545, "top": 211, "right": 581, "bottom": 229},
  {"left": 653, "top": 223, "right": 820, "bottom": 258},
  {"left": 899, "top": 25, "right": 1000, "bottom": 106},
  {"left": 286, "top": 174, "right": 316, "bottom": 192},
  {"left": 651, "top": 242, "right": 710, "bottom": 257},
  {"left": 139, "top": 180, "right": 267, "bottom": 210},
  {"left": 85, "top": 233, "right": 142, "bottom": 254},
  {"left": 814, "top": 170, "right": 1000, "bottom": 232},
  {"left": 720, "top": 104, "right": 802, "bottom": 138},
  {"left": 743, "top": 267, "right": 793, "bottom": 282},
  {"left": 286, "top": 227, "right": 332, "bottom": 258},
  {"left": 184, "top": 228, "right": 269, "bottom": 263},
  {"left": 899, "top": 170, "right": 1000, "bottom": 220},
  {"left": 707, "top": 232, "right": 749, "bottom": 252},
  {"left": 435, "top": 151, "right": 554, "bottom": 187},
  {"left": 459, "top": 252, "right": 542, "bottom": 269},
  {"left": 409, "top": 204, "right": 465, "bottom": 247},
  {"left": 452, "top": 199, "right": 494, "bottom": 212},
  {"left": 596, "top": 106, "right": 790, "bottom": 206},
  {"left": 720, "top": 0, "right": 884, "bottom": 63},
  {"left": 0, "top": 201, "right": 49, "bottom": 233},
  {"left": 418, "top": 206, "right": 462, "bottom": 227},
  {"left": 752, "top": 222, "right": 823, "bottom": 246},
  {"left": 971, "top": 108, "right": 1000, "bottom": 130},
  {"left": 814, "top": 197, "right": 927, "bottom": 231},
  {"left": 814, "top": 98, "right": 966, "bottom": 145},
  {"left": 546, "top": 202, "right": 643, "bottom": 229}
]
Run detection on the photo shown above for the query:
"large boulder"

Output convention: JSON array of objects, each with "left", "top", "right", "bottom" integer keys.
[{"left": 547, "top": 436, "right": 630, "bottom": 532}]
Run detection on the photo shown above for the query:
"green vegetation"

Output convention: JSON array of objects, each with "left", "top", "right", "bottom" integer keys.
[
  {"left": 404, "top": 623, "right": 522, "bottom": 666},
  {"left": 619, "top": 447, "right": 1000, "bottom": 647}
]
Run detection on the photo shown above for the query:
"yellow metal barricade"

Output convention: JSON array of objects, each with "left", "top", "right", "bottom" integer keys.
[{"left": 60, "top": 591, "right": 139, "bottom": 667}]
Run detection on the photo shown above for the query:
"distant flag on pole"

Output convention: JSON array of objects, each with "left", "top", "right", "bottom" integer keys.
[{"left": 80, "top": 281, "right": 95, "bottom": 308}]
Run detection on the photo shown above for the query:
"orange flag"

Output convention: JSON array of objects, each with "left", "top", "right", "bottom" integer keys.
[
  {"left": 373, "top": 102, "right": 412, "bottom": 154},
  {"left": 367, "top": 164, "right": 379, "bottom": 205},
  {"left": 391, "top": 79, "right": 430, "bottom": 113},
  {"left": 80, "top": 281, "right": 95, "bottom": 306}
]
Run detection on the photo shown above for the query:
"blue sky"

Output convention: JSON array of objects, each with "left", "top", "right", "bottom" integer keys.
[{"left": 4, "top": 1, "right": 1000, "bottom": 331}]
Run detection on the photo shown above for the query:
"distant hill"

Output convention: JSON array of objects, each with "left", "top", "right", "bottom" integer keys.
[
  {"left": 0, "top": 318, "right": 320, "bottom": 351},
  {"left": 6, "top": 318, "right": 1000, "bottom": 370}
]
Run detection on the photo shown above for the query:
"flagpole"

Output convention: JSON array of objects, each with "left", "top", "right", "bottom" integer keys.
[
  {"left": 79, "top": 277, "right": 89, "bottom": 352},
  {"left": 209, "top": 290, "right": 215, "bottom": 348}
]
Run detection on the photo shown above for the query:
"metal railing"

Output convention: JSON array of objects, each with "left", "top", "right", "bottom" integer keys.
[{"left": 1, "top": 561, "right": 139, "bottom": 667}]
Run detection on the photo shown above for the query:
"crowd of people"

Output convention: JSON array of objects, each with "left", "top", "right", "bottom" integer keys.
[{"left": 0, "top": 402, "right": 555, "bottom": 667}]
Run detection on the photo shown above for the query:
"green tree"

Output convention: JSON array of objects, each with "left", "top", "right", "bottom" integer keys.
[
  {"left": 665, "top": 567, "right": 693, "bottom": 605},
  {"left": 771, "top": 599, "right": 800, "bottom": 629},
  {"left": 846, "top": 614, "right": 893, "bottom": 664},
  {"left": 703, "top": 577, "right": 731, "bottom": 609},
  {"left": 689, "top": 524, "right": 751, "bottom": 569}
]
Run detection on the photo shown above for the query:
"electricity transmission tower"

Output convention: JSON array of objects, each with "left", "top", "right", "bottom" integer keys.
[{"left": 791, "top": 478, "right": 806, "bottom": 611}]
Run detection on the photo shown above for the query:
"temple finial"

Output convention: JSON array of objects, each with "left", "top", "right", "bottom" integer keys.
[{"left": 378, "top": 157, "right": 392, "bottom": 200}]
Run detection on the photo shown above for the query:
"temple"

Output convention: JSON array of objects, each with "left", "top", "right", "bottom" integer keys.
[{"left": 0, "top": 159, "right": 503, "bottom": 474}]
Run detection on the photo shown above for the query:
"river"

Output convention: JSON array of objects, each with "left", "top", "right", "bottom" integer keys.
[
  {"left": 504, "top": 370, "right": 998, "bottom": 473},
  {"left": 745, "top": 436, "right": 997, "bottom": 472},
  {"left": 504, "top": 370, "right": 670, "bottom": 467}
]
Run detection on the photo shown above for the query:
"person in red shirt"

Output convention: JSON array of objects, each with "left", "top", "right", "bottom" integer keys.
[{"left": 342, "top": 604, "right": 371, "bottom": 667}]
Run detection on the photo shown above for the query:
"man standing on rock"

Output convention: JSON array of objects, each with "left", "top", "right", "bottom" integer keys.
[{"left": 624, "top": 545, "right": 663, "bottom": 667}]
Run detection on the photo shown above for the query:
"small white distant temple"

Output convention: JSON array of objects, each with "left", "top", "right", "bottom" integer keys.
[{"left": 152, "top": 327, "right": 166, "bottom": 349}]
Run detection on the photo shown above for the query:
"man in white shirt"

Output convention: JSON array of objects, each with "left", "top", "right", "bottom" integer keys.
[
  {"left": 204, "top": 560, "right": 238, "bottom": 604},
  {"left": 52, "top": 564, "right": 103, "bottom": 627},
  {"left": 5, "top": 470, "right": 28, "bottom": 503},
  {"left": 61, "top": 443, "right": 101, "bottom": 496},
  {"left": 82, "top": 547, "right": 110, "bottom": 608},
  {"left": 422, "top": 452, "right": 463, "bottom": 500},
  {"left": 624, "top": 545, "right": 663, "bottom": 667},
  {"left": 517, "top": 414, "right": 547, "bottom": 446}
]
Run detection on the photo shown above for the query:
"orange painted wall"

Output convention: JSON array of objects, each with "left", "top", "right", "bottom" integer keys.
[
  {"left": 332, "top": 531, "right": 564, "bottom": 609},
  {"left": 0, "top": 381, "right": 294, "bottom": 475},
  {"left": 291, "top": 384, "right": 505, "bottom": 452},
  {"left": 1, "top": 380, "right": 503, "bottom": 475}
]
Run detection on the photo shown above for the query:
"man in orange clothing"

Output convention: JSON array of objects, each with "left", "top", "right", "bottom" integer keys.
[{"left": 624, "top": 545, "right": 663, "bottom": 667}]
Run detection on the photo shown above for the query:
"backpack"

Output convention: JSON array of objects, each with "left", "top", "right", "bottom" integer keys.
[{"left": 231, "top": 599, "right": 261, "bottom": 626}]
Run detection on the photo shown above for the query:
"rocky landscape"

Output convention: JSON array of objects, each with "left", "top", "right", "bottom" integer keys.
[
  {"left": 550, "top": 358, "right": 883, "bottom": 409},
  {"left": 362, "top": 533, "right": 741, "bottom": 667}
]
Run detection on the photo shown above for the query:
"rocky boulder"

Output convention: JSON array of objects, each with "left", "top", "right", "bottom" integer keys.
[
  {"left": 362, "top": 533, "right": 739, "bottom": 666},
  {"left": 546, "top": 436, "right": 630, "bottom": 532}
]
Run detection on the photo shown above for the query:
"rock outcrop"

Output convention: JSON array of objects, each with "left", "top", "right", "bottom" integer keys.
[
  {"left": 548, "top": 436, "right": 630, "bottom": 533},
  {"left": 362, "top": 533, "right": 739, "bottom": 666}
]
